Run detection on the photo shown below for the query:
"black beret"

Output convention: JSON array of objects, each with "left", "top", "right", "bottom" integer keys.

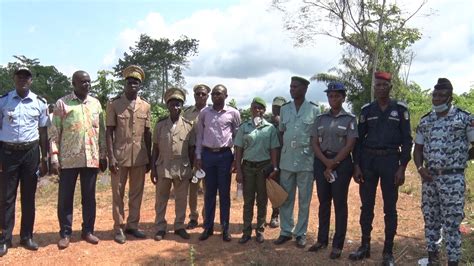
[
  {"left": 434, "top": 78, "right": 453, "bottom": 91},
  {"left": 291, "top": 76, "right": 310, "bottom": 86}
]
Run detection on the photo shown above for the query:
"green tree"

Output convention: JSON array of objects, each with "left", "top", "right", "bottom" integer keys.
[
  {"left": 91, "top": 70, "right": 122, "bottom": 108},
  {"left": 1, "top": 55, "right": 70, "bottom": 103},
  {"left": 273, "top": 0, "right": 427, "bottom": 114},
  {"left": 114, "top": 34, "right": 199, "bottom": 104}
]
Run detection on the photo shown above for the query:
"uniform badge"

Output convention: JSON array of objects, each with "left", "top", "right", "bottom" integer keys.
[
  {"left": 360, "top": 114, "right": 365, "bottom": 123},
  {"left": 404, "top": 111, "right": 409, "bottom": 120},
  {"left": 7, "top": 111, "right": 14, "bottom": 123},
  {"left": 390, "top": 110, "right": 398, "bottom": 117}
]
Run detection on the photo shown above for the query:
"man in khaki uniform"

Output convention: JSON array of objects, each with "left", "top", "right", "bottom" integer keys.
[
  {"left": 151, "top": 88, "right": 195, "bottom": 241},
  {"left": 106, "top": 65, "right": 152, "bottom": 244},
  {"left": 182, "top": 84, "right": 210, "bottom": 229}
]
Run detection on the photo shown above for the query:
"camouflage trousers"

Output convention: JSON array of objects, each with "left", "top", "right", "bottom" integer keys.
[{"left": 421, "top": 173, "right": 465, "bottom": 261}]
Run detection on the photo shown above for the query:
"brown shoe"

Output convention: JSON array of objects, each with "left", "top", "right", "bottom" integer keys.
[
  {"left": 58, "top": 236, "right": 70, "bottom": 250},
  {"left": 81, "top": 233, "right": 99, "bottom": 245}
]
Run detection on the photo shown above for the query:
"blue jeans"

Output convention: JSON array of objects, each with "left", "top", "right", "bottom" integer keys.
[{"left": 202, "top": 148, "right": 233, "bottom": 230}]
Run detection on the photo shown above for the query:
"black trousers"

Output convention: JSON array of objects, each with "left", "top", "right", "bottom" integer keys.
[
  {"left": 314, "top": 155, "right": 353, "bottom": 249},
  {"left": 359, "top": 152, "right": 399, "bottom": 252},
  {"left": 0, "top": 144, "right": 39, "bottom": 241},
  {"left": 57, "top": 168, "right": 98, "bottom": 238}
]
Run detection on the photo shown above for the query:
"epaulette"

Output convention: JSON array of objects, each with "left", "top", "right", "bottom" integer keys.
[
  {"left": 37, "top": 95, "right": 47, "bottom": 104},
  {"left": 421, "top": 111, "right": 431, "bottom": 119},
  {"left": 281, "top": 101, "right": 291, "bottom": 107},
  {"left": 361, "top": 103, "right": 370, "bottom": 109},
  {"left": 310, "top": 101, "right": 318, "bottom": 106},
  {"left": 157, "top": 116, "right": 169, "bottom": 123},
  {"left": 396, "top": 101, "right": 408, "bottom": 109},
  {"left": 182, "top": 117, "right": 193, "bottom": 125},
  {"left": 0, "top": 92, "right": 8, "bottom": 98},
  {"left": 139, "top": 97, "right": 149, "bottom": 105},
  {"left": 346, "top": 113, "right": 356, "bottom": 118}
]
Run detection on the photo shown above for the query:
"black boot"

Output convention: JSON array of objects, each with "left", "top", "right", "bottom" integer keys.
[
  {"left": 348, "top": 236, "right": 370, "bottom": 261},
  {"left": 427, "top": 251, "right": 440, "bottom": 266}
]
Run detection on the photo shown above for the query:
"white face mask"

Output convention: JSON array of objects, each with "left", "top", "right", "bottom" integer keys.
[
  {"left": 432, "top": 96, "right": 451, "bottom": 113},
  {"left": 253, "top": 116, "right": 262, "bottom": 126}
]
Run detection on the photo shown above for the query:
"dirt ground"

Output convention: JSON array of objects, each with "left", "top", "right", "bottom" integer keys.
[{"left": 0, "top": 163, "right": 470, "bottom": 265}]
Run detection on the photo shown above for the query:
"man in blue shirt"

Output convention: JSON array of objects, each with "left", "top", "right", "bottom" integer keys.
[{"left": 0, "top": 67, "right": 49, "bottom": 256}]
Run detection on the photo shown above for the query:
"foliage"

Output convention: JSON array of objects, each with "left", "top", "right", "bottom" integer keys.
[
  {"left": 114, "top": 34, "right": 199, "bottom": 104},
  {"left": 91, "top": 70, "right": 122, "bottom": 108},
  {"left": 273, "top": 0, "right": 427, "bottom": 114},
  {"left": 150, "top": 103, "right": 169, "bottom": 128},
  {"left": 1, "top": 55, "right": 71, "bottom": 103}
]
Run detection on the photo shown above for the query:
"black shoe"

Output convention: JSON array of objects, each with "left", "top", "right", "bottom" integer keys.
[
  {"left": 198, "top": 228, "right": 214, "bottom": 241},
  {"left": 255, "top": 232, "right": 264, "bottom": 244},
  {"left": 124, "top": 228, "right": 146, "bottom": 239},
  {"left": 0, "top": 242, "right": 7, "bottom": 257},
  {"left": 295, "top": 236, "right": 306, "bottom": 248},
  {"left": 238, "top": 234, "right": 251, "bottom": 244},
  {"left": 186, "top": 220, "right": 199, "bottom": 230},
  {"left": 174, "top": 229, "right": 190, "bottom": 240},
  {"left": 428, "top": 251, "right": 440, "bottom": 266},
  {"left": 19, "top": 238, "right": 39, "bottom": 251},
  {"left": 5, "top": 240, "right": 12, "bottom": 248},
  {"left": 273, "top": 235, "right": 292, "bottom": 245},
  {"left": 382, "top": 253, "right": 395, "bottom": 266},
  {"left": 348, "top": 244, "right": 370, "bottom": 260},
  {"left": 222, "top": 229, "right": 231, "bottom": 242},
  {"left": 154, "top": 230, "right": 166, "bottom": 241},
  {"left": 329, "top": 248, "right": 342, "bottom": 259},
  {"left": 114, "top": 229, "right": 126, "bottom": 244},
  {"left": 58, "top": 236, "right": 71, "bottom": 249},
  {"left": 308, "top": 242, "right": 327, "bottom": 252}
]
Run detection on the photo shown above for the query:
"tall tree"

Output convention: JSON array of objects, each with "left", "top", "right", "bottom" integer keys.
[
  {"left": 0, "top": 56, "right": 70, "bottom": 103},
  {"left": 114, "top": 34, "right": 199, "bottom": 104},
  {"left": 91, "top": 70, "right": 122, "bottom": 108},
  {"left": 273, "top": 0, "right": 426, "bottom": 113}
]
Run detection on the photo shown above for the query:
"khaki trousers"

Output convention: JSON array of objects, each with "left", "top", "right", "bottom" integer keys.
[
  {"left": 155, "top": 177, "right": 189, "bottom": 231},
  {"left": 111, "top": 166, "right": 146, "bottom": 230}
]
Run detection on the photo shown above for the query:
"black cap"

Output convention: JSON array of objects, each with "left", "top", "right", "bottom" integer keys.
[{"left": 291, "top": 76, "right": 310, "bottom": 86}]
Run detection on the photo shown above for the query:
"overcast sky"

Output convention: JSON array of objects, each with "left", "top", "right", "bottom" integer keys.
[{"left": 1, "top": 0, "right": 473, "bottom": 109}]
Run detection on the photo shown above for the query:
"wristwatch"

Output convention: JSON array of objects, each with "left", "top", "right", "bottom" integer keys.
[{"left": 273, "top": 167, "right": 279, "bottom": 172}]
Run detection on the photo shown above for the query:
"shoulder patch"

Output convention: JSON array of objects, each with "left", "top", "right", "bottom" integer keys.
[
  {"left": 37, "top": 95, "right": 47, "bottom": 103},
  {"left": 309, "top": 101, "right": 318, "bottom": 106},
  {"left": 397, "top": 101, "right": 408, "bottom": 109},
  {"left": 281, "top": 101, "right": 291, "bottom": 107},
  {"left": 0, "top": 92, "right": 8, "bottom": 98},
  {"left": 361, "top": 103, "right": 370, "bottom": 109}
]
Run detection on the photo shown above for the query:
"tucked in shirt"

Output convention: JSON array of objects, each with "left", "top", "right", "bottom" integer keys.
[
  {"left": 195, "top": 105, "right": 241, "bottom": 159},
  {"left": 234, "top": 119, "right": 280, "bottom": 162},
  {"left": 0, "top": 89, "right": 49, "bottom": 143},
  {"left": 312, "top": 109, "right": 358, "bottom": 153},
  {"left": 415, "top": 106, "right": 474, "bottom": 170},
  {"left": 50, "top": 93, "right": 106, "bottom": 169}
]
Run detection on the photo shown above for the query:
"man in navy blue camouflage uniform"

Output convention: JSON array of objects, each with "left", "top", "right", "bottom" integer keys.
[
  {"left": 414, "top": 78, "right": 474, "bottom": 266},
  {"left": 350, "top": 71, "right": 413, "bottom": 265}
]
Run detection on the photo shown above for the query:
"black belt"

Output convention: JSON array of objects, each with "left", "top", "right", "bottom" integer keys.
[
  {"left": 364, "top": 147, "right": 399, "bottom": 156},
  {"left": 323, "top": 151, "right": 338, "bottom": 157},
  {"left": 2, "top": 140, "right": 39, "bottom": 151},
  {"left": 429, "top": 168, "right": 464, "bottom": 175},
  {"left": 204, "top": 146, "right": 231, "bottom": 153},
  {"left": 243, "top": 159, "right": 271, "bottom": 168}
]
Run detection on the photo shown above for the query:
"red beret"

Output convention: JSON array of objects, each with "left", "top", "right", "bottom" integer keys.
[{"left": 374, "top": 71, "right": 391, "bottom": 81}]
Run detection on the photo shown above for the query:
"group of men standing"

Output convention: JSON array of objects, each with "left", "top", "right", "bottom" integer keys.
[{"left": 0, "top": 65, "right": 472, "bottom": 266}]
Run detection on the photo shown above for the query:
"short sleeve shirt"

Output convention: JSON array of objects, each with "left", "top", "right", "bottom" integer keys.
[
  {"left": 312, "top": 109, "right": 358, "bottom": 153},
  {"left": 234, "top": 119, "right": 280, "bottom": 162}
]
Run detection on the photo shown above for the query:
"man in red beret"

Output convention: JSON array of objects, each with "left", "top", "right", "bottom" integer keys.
[{"left": 350, "top": 71, "right": 413, "bottom": 265}]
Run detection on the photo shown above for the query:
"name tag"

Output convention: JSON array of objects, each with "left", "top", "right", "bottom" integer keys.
[
  {"left": 337, "top": 125, "right": 347, "bottom": 130},
  {"left": 388, "top": 117, "right": 400, "bottom": 122},
  {"left": 367, "top": 116, "right": 378, "bottom": 121}
]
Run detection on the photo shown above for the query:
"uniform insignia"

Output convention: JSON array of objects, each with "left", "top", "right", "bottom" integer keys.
[
  {"left": 359, "top": 114, "right": 365, "bottom": 123},
  {"left": 367, "top": 116, "right": 378, "bottom": 121},
  {"left": 337, "top": 125, "right": 347, "bottom": 130},
  {"left": 404, "top": 111, "right": 409, "bottom": 120},
  {"left": 390, "top": 110, "right": 398, "bottom": 117},
  {"left": 281, "top": 101, "right": 291, "bottom": 107},
  {"left": 37, "top": 95, "right": 47, "bottom": 103}
]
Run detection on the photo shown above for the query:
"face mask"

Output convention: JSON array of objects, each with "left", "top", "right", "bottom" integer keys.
[
  {"left": 253, "top": 117, "right": 262, "bottom": 126},
  {"left": 432, "top": 96, "right": 451, "bottom": 113}
]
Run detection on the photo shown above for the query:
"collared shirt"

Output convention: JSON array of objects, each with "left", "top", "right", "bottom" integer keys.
[
  {"left": 153, "top": 116, "right": 195, "bottom": 179},
  {"left": 355, "top": 100, "right": 413, "bottom": 165},
  {"left": 50, "top": 93, "right": 106, "bottom": 169},
  {"left": 415, "top": 106, "right": 474, "bottom": 170},
  {"left": 195, "top": 105, "right": 241, "bottom": 159},
  {"left": 106, "top": 94, "right": 151, "bottom": 167},
  {"left": 234, "top": 119, "right": 280, "bottom": 162},
  {"left": 312, "top": 108, "right": 358, "bottom": 153},
  {"left": 279, "top": 100, "right": 320, "bottom": 172},
  {"left": 0, "top": 89, "right": 49, "bottom": 143},
  {"left": 183, "top": 105, "right": 202, "bottom": 123}
]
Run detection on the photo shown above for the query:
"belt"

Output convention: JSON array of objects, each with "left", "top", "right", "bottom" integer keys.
[
  {"left": 323, "top": 150, "right": 338, "bottom": 157},
  {"left": 243, "top": 159, "right": 271, "bottom": 168},
  {"left": 203, "top": 146, "right": 231, "bottom": 153},
  {"left": 364, "top": 147, "right": 399, "bottom": 156},
  {"left": 429, "top": 168, "right": 464, "bottom": 175},
  {"left": 2, "top": 140, "right": 39, "bottom": 151}
]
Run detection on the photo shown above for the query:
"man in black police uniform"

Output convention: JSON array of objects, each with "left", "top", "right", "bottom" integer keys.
[
  {"left": 349, "top": 71, "right": 412, "bottom": 265},
  {"left": 0, "top": 67, "right": 49, "bottom": 256}
]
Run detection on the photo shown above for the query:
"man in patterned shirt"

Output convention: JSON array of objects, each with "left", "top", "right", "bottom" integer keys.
[
  {"left": 414, "top": 78, "right": 474, "bottom": 266},
  {"left": 50, "top": 70, "right": 107, "bottom": 249}
]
